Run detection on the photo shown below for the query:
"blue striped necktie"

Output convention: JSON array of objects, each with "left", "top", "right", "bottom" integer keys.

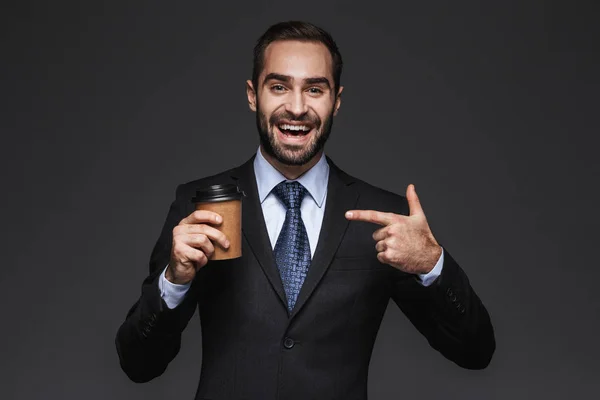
[{"left": 272, "top": 181, "right": 311, "bottom": 311}]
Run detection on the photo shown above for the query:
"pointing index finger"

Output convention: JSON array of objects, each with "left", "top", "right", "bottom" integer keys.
[{"left": 345, "top": 209, "right": 398, "bottom": 226}]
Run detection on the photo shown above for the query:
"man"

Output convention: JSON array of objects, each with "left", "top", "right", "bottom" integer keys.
[{"left": 116, "top": 21, "right": 495, "bottom": 400}]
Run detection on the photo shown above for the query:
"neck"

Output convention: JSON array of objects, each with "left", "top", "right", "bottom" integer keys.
[{"left": 260, "top": 146, "right": 322, "bottom": 180}]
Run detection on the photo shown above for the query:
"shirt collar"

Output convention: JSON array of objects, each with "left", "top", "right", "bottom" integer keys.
[{"left": 254, "top": 146, "right": 329, "bottom": 207}]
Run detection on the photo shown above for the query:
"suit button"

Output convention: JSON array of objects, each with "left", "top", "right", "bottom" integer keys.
[
  {"left": 446, "top": 288, "right": 454, "bottom": 297},
  {"left": 283, "top": 337, "right": 295, "bottom": 349}
]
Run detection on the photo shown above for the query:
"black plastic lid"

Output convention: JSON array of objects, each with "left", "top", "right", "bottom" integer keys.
[{"left": 191, "top": 183, "right": 246, "bottom": 203}]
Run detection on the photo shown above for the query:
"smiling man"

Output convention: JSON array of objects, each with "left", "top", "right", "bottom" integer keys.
[
  {"left": 116, "top": 21, "right": 495, "bottom": 400},
  {"left": 251, "top": 39, "right": 340, "bottom": 176}
]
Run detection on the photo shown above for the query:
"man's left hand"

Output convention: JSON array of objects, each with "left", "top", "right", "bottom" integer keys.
[{"left": 345, "top": 184, "right": 442, "bottom": 275}]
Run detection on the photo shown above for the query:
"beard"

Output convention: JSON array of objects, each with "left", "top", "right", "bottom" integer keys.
[{"left": 256, "top": 102, "right": 335, "bottom": 166}]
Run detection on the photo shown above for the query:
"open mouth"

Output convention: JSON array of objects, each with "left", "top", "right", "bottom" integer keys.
[{"left": 276, "top": 122, "right": 313, "bottom": 138}]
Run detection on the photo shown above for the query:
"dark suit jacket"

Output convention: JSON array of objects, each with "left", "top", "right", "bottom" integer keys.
[{"left": 115, "top": 155, "right": 495, "bottom": 400}]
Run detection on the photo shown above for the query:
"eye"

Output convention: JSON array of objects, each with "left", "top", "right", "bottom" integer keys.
[
  {"left": 271, "top": 84, "right": 286, "bottom": 92},
  {"left": 307, "top": 87, "right": 323, "bottom": 94}
]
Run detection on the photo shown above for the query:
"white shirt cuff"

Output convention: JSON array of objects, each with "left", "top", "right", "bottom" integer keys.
[
  {"left": 158, "top": 265, "right": 192, "bottom": 309},
  {"left": 417, "top": 247, "right": 444, "bottom": 287}
]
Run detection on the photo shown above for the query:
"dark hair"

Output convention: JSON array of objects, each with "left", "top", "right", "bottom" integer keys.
[{"left": 252, "top": 21, "right": 343, "bottom": 94}]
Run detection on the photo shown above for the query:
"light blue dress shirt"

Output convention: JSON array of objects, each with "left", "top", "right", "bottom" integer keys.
[
  {"left": 159, "top": 147, "right": 444, "bottom": 309},
  {"left": 254, "top": 145, "right": 329, "bottom": 257}
]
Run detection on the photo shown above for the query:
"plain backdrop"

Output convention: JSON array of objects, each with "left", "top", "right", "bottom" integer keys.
[{"left": 1, "top": 1, "right": 598, "bottom": 399}]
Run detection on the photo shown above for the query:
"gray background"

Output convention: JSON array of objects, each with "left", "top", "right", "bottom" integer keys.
[{"left": 2, "top": 1, "right": 598, "bottom": 399}]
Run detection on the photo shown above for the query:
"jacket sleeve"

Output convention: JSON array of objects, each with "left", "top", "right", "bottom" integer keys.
[
  {"left": 390, "top": 248, "right": 496, "bottom": 369},
  {"left": 115, "top": 184, "right": 199, "bottom": 383}
]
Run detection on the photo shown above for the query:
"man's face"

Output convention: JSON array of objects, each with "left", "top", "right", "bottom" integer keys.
[{"left": 247, "top": 40, "right": 343, "bottom": 166}]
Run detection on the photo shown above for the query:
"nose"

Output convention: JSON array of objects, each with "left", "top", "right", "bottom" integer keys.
[{"left": 284, "top": 91, "right": 308, "bottom": 118}]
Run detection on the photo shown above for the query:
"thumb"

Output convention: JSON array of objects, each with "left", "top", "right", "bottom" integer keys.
[{"left": 406, "top": 184, "right": 424, "bottom": 217}]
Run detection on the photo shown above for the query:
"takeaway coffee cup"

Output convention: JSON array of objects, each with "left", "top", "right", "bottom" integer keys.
[{"left": 191, "top": 184, "right": 245, "bottom": 260}]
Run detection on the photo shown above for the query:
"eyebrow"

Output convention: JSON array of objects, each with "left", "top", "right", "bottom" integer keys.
[{"left": 263, "top": 73, "right": 331, "bottom": 89}]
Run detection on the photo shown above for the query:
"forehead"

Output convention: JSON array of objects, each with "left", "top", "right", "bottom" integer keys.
[{"left": 261, "top": 40, "right": 333, "bottom": 83}]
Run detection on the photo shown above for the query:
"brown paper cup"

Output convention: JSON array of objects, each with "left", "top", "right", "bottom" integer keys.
[{"left": 195, "top": 199, "right": 242, "bottom": 260}]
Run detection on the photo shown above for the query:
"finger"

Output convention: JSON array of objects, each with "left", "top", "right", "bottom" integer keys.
[
  {"left": 180, "top": 234, "right": 216, "bottom": 259},
  {"left": 176, "top": 224, "right": 230, "bottom": 249},
  {"left": 376, "top": 252, "right": 387, "bottom": 264},
  {"left": 406, "top": 184, "right": 424, "bottom": 217},
  {"left": 172, "top": 242, "right": 208, "bottom": 268},
  {"left": 375, "top": 240, "right": 386, "bottom": 253},
  {"left": 185, "top": 246, "right": 208, "bottom": 269},
  {"left": 345, "top": 209, "right": 398, "bottom": 226},
  {"left": 372, "top": 226, "right": 389, "bottom": 242},
  {"left": 181, "top": 210, "right": 223, "bottom": 225}
]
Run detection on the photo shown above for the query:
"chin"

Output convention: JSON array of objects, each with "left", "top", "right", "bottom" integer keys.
[
  {"left": 277, "top": 140, "right": 320, "bottom": 164},
  {"left": 274, "top": 150, "right": 315, "bottom": 166}
]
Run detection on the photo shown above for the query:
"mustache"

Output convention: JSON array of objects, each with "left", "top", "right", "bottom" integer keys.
[{"left": 269, "top": 110, "right": 320, "bottom": 126}]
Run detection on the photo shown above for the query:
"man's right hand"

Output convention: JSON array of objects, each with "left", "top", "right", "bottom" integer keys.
[{"left": 166, "top": 210, "right": 230, "bottom": 285}]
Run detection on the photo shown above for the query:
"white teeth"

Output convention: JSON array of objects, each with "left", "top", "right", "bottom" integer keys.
[{"left": 280, "top": 124, "right": 310, "bottom": 131}]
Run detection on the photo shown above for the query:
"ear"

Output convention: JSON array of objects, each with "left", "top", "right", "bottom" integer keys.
[
  {"left": 333, "top": 86, "right": 344, "bottom": 116},
  {"left": 246, "top": 80, "right": 257, "bottom": 112}
]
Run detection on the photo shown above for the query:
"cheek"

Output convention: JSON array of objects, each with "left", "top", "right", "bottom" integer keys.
[
  {"left": 258, "top": 94, "right": 282, "bottom": 115},
  {"left": 311, "top": 100, "right": 335, "bottom": 119}
]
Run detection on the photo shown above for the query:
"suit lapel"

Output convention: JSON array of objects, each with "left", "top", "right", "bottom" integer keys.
[
  {"left": 231, "top": 156, "right": 288, "bottom": 309},
  {"left": 289, "top": 157, "right": 359, "bottom": 319}
]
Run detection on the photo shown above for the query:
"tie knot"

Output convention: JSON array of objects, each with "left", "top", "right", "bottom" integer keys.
[{"left": 273, "top": 181, "right": 307, "bottom": 210}]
